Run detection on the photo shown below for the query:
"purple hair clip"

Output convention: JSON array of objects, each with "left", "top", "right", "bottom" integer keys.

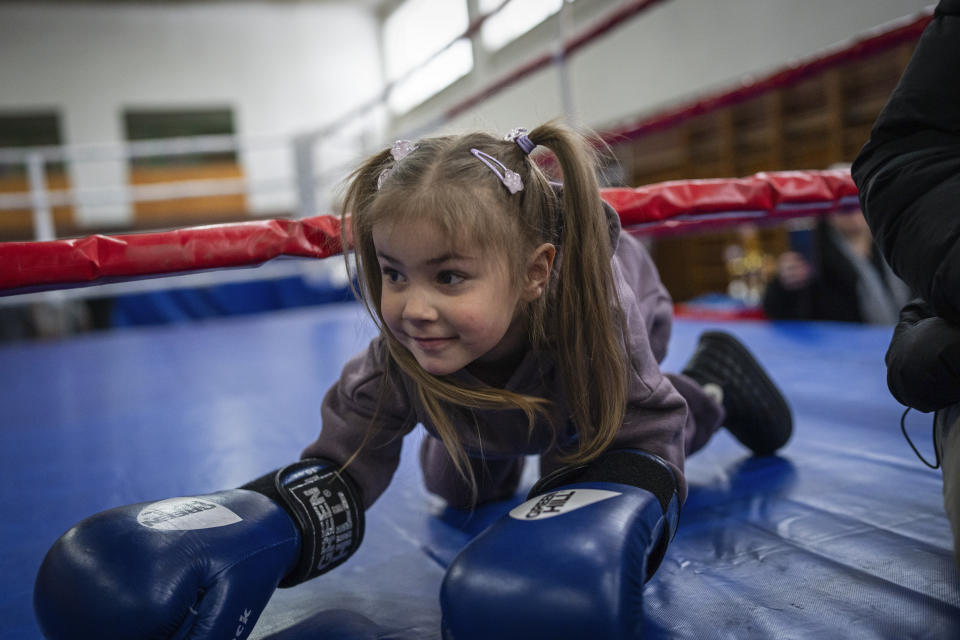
[
  {"left": 470, "top": 148, "right": 523, "bottom": 194},
  {"left": 377, "top": 139, "right": 418, "bottom": 190},
  {"left": 505, "top": 127, "right": 536, "bottom": 155}
]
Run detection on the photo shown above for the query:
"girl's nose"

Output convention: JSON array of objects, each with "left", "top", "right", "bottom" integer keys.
[{"left": 402, "top": 289, "right": 438, "bottom": 323}]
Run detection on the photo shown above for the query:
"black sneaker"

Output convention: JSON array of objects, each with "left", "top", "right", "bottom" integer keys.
[{"left": 682, "top": 331, "right": 793, "bottom": 455}]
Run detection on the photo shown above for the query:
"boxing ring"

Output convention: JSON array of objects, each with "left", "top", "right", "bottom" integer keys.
[
  {"left": 2, "top": 303, "right": 958, "bottom": 639},
  {"left": 2, "top": 172, "right": 959, "bottom": 638}
]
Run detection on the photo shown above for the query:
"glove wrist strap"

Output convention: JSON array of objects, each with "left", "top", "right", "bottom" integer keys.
[
  {"left": 243, "top": 458, "right": 364, "bottom": 587},
  {"left": 527, "top": 449, "right": 679, "bottom": 579}
]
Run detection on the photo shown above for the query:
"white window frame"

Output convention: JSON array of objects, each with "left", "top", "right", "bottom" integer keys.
[
  {"left": 479, "top": 0, "right": 566, "bottom": 52},
  {"left": 382, "top": 0, "right": 473, "bottom": 114}
]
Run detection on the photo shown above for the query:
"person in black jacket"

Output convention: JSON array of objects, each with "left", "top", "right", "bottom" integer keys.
[
  {"left": 762, "top": 209, "right": 909, "bottom": 324},
  {"left": 852, "top": 0, "right": 960, "bottom": 567}
]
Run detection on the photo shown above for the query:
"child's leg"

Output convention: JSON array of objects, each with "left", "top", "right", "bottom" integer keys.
[
  {"left": 536, "top": 375, "right": 723, "bottom": 476},
  {"left": 419, "top": 435, "right": 524, "bottom": 509},
  {"left": 665, "top": 372, "right": 725, "bottom": 456},
  {"left": 681, "top": 331, "right": 793, "bottom": 455}
]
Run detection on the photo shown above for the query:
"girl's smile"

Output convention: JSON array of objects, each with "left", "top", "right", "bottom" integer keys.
[{"left": 411, "top": 336, "right": 456, "bottom": 349}]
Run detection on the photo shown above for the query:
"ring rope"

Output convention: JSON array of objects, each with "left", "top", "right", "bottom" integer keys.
[{"left": 0, "top": 169, "right": 855, "bottom": 296}]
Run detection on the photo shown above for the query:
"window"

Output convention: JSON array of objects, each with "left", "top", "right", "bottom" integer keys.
[
  {"left": 480, "top": 0, "right": 565, "bottom": 51},
  {"left": 122, "top": 107, "right": 244, "bottom": 223},
  {"left": 383, "top": 0, "right": 473, "bottom": 113},
  {"left": 0, "top": 110, "right": 70, "bottom": 237},
  {"left": 0, "top": 111, "right": 64, "bottom": 178},
  {"left": 123, "top": 108, "right": 237, "bottom": 167}
]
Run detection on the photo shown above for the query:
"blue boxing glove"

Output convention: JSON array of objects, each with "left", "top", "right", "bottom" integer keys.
[
  {"left": 34, "top": 459, "right": 363, "bottom": 640},
  {"left": 440, "top": 449, "right": 680, "bottom": 640}
]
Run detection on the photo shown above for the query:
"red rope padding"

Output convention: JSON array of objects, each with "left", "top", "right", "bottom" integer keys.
[
  {"left": 0, "top": 169, "right": 855, "bottom": 295},
  {"left": 0, "top": 216, "right": 342, "bottom": 295},
  {"left": 606, "top": 169, "right": 859, "bottom": 236}
]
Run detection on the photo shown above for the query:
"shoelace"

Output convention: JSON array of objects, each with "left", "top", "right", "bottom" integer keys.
[{"left": 900, "top": 407, "right": 941, "bottom": 469}]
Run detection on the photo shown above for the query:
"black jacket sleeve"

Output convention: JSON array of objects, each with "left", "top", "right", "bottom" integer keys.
[{"left": 852, "top": 0, "right": 960, "bottom": 324}]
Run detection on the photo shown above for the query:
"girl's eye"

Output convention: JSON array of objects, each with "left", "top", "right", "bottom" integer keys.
[
  {"left": 381, "top": 267, "right": 404, "bottom": 283},
  {"left": 437, "top": 271, "right": 466, "bottom": 286}
]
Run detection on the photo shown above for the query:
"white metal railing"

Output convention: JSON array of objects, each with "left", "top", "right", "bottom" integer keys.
[
  {"left": 0, "top": 132, "right": 278, "bottom": 164},
  {"left": 0, "top": 130, "right": 366, "bottom": 306},
  {"left": 0, "top": 133, "right": 310, "bottom": 242}
]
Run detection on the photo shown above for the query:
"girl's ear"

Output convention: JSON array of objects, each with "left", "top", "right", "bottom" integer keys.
[{"left": 522, "top": 243, "right": 556, "bottom": 302}]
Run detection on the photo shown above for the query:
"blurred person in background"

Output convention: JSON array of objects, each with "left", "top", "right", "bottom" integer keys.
[{"left": 762, "top": 207, "right": 910, "bottom": 324}]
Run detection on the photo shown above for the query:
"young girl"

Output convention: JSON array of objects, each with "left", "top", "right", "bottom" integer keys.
[
  {"left": 33, "top": 121, "right": 794, "bottom": 640},
  {"left": 301, "top": 121, "right": 793, "bottom": 511}
]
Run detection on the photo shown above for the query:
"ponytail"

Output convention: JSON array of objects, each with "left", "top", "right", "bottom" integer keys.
[{"left": 526, "top": 122, "right": 629, "bottom": 464}]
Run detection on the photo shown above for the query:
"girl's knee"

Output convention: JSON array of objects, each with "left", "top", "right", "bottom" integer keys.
[{"left": 419, "top": 436, "right": 523, "bottom": 507}]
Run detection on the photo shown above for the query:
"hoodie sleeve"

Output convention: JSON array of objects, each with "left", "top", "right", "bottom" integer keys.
[
  {"left": 608, "top": 231, "right": 691, "bottom": 503},
  {"left": 301, "top": 336, "right": 418, "bottom": 509}
]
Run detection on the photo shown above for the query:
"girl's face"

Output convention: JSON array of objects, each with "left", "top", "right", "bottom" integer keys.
[{"left": 373, "top": 217, "right": 538, "bottom": 377}]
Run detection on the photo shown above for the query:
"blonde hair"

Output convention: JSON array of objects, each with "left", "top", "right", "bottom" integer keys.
[{"left": 341, "top": 121, "right": 628, "bottom": 500}]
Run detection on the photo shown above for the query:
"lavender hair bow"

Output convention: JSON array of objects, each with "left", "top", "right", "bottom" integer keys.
[
  {"left": 505, "top": 127, "right": 536, "bottom": 155},
  {"left": 377, "top": 139, "right": 418, "bottom": 190}
]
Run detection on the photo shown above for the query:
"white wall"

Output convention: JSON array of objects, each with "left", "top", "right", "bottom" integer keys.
[
  {"left": 0, "top": 0, "right": 935, "bottom": 228},
  {"left": 0, "top": 1, "right": 383, "bottom": 224},
  {"left": 393, "top": 0, "right": 933, "bottom": 138}
]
